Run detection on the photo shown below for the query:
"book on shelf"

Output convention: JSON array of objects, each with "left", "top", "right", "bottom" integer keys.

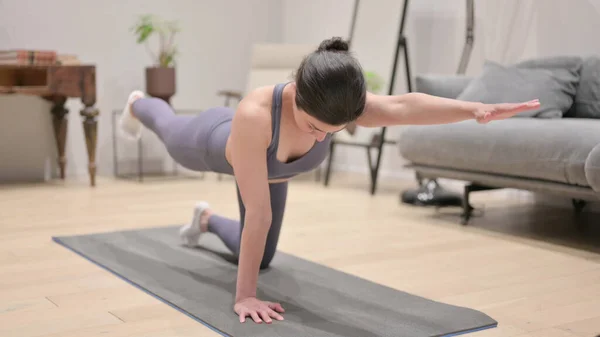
[{"left": 0, "top": 50, "right": 81, "bottom": 66}]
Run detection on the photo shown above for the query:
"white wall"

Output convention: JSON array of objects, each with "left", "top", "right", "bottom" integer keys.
[
  {"left": 282, "top": 0, "right": 355, "bottom": 44},
  {"left": 0, "top": 0, "right": 282, "bottom": 182},
  {"left": 0, "top": 97, "right": 57, "bottom": 183},
  {"left": 535, "top": 1, "right": 600, "bottom": 58}
]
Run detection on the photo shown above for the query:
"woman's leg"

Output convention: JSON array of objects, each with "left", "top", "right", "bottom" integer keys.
[
  {"left": 118, "top": 91, "right": 232, "bottom": 172},
  {"left": 182, "top": 182, "right": 288, "bottom": 269}
]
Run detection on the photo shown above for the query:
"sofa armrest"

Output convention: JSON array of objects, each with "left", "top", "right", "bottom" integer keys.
[
  {"left": 585, "top": 143, "right": 600, "bottom": 193},
  {"left": 415, "top": 74, "right": 473, "bottom": 98}
]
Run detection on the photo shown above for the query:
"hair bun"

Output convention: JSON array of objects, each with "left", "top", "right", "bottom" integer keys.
[{"left": 318, "top": 37, "right": 349, "bottom": 52}]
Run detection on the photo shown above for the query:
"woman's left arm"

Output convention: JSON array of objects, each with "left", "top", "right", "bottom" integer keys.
[{"left": 356, "top": 92, "right": 540, "bottom": 127}]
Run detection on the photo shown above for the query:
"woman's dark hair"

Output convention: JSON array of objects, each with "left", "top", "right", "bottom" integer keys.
[{"left": 294, "top": 37, "right": 366, "bottom": 126}]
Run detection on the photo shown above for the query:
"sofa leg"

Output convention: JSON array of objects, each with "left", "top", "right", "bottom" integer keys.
[
  {"left": 572, "top": 199, "right": 590, "bottom": 232},
  {"left": 572, "top": 199, "right": 587, "bottom": 214},
  {"left": 461, "top": 183, "right": 500, "bottom": 225},
  {"left": 461, "top": 185, "right": 474, "bottom": 225},
  {"left": 415, "top": 172, "right": 423, "bottom": 186}
]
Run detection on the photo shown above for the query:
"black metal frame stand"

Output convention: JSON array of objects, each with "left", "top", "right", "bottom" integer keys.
[
  {"left": 324, "top": 0, "right": 412, "bottom": 195},
  {"left": 400, "top": 0, "right": 477, "bottom": 214},
  {"left": 456, "top": 1, "right": 482, "bottom": 226},
  {"left": 457, "top": 0, "right": 475, "bottom": 74}
]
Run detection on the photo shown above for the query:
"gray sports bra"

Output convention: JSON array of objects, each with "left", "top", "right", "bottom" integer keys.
[{"left": 265, "top": 82, "right": 332, "bottom": 180}]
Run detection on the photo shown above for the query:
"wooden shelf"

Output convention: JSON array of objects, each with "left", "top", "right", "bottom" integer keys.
[
  {"left": 0, "top": 85, "right": 49, "bottom": 94},
  {"left": 0, "top": 64, "right": 98, "bottom": 187}
]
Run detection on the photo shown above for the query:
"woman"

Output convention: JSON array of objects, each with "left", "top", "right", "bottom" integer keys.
[{"left": 119, "top": 37, "right": 540, "bottom": 325}]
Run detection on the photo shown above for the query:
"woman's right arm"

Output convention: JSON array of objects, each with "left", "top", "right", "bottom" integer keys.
[{"left": 228, "top": 96, "right": 284, "bottom": 323}]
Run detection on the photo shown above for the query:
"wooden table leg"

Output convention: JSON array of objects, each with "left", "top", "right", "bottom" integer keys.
[
  {"left": 41, "top": 64, "right": 98, "bottom": 187},
  {"left": 81, "top": 104, "right": 99, "bottom": 187},
  {"left": 50, "top": 95, "right": 68, "bottom": 180}
]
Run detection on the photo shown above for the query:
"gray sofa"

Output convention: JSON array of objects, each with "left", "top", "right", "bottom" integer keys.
[{"left": 398, "top": 55, "right": 600, "bottom": 224}]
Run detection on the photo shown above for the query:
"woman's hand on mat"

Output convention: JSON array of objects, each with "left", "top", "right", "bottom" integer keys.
[
  {"left": 234, "top": 297, "right": 285, "bottom": 324},
  {"left": 474, "top": 99, "right": 540, "bottom": 123}
]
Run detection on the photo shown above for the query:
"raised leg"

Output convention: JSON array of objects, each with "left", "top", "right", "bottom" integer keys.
[
  {"left": 80, "top": 104, "right": 99, "bottom": 187},
  {"left": 50, "top": 96, "right": 68, "bottom": 179}
]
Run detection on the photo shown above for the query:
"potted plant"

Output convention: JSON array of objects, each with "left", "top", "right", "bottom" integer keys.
[
  {"left": 132, "top": 14, "right": 180, "bottom": 104},
  {"left": 364, "top": 71, "right": 384, "bottom": 94}
]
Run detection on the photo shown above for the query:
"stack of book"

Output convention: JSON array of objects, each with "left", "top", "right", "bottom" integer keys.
[{"left": 0, "top": 50, "right": 81, "bottom": 65}]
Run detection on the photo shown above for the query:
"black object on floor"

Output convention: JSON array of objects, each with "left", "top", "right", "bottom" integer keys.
[
  {"left": 401, "top": 180, "right": 501, "bottom": 225},
  {"left": 53, "top": 226, "right": 498, "bottom": 337},
  {"left": 401, "top": 180, "right": 464, "bottom": 207}
]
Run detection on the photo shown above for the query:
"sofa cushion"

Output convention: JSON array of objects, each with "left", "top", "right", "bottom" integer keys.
[
  {"left": 514, "top": 55, "right": 583, "bottom": 71},
  {"left": 456, "top": 59, "right": 581, "bottom": 118},
  {"left": 415, "top": 74, "right": 473, "bottom": 98},
  {"left": 568, "top": 56, "right": 600, "bottom": 119},
  {"left": 398, "top": 118, "right": 600, "bottom": 187}
]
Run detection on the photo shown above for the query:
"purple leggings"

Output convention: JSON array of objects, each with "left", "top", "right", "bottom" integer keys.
[{"left": 132, "top": 97, "right": 287, "bottom": 268}]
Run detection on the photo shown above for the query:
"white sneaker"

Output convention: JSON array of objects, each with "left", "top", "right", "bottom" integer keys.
[
  {"left": 118, "top": 90, "right": 145, "bottom": 140},
  {"left": 179, "top": 201, "right": 210, "bottom": 247}
]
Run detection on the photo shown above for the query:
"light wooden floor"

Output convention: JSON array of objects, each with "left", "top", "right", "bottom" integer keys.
[{"left": 1, "top": 172, "right": 599, "bottom": 337}]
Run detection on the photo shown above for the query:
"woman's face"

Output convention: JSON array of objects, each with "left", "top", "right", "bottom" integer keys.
[
  {"left": 294, "top": 109, "right": 346, "bottom": 142},
  {"left": 287, "top": 81, "right": 346, "bottom": 142}
]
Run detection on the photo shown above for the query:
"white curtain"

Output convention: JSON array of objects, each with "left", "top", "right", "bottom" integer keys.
[
  {"left": 588, "top": 0, "right": 600, "bottom": 17},
  {"left": 478, "top": 0, "right": 537, "bottom": 65},
  {"left": 478, "top": 0, "right": 600, "bottom": 66}
]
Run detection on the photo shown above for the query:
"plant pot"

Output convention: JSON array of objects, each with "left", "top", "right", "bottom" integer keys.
[{"left": 145, "top": 66, "right": 176, "bottom": 104}]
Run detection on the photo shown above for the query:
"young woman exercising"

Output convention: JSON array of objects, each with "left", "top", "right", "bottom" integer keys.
[{"left": 118, "top": 37, "right": 540, "bottom": 325}]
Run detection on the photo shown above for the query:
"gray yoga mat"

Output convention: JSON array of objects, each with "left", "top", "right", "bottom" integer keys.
[{"left": 53, "top": 226, "right": 497, "bottom": 337}]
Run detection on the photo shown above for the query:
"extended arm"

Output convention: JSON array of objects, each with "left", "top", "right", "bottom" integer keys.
[
  {"left": 229, "top": 100, "right": 272, "bottom": 302},
  {"left": 356, "top": 92, "right": 540, "bottom": 127}
]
